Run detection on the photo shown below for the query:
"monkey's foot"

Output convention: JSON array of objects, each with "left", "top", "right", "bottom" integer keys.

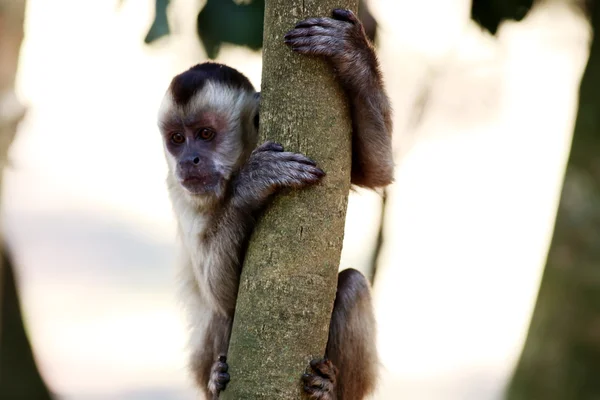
[
  {"left": 302, "top": 358, "right": 338, "bottom": 400},
  {"left": 208, "top": 355, "right": 230, "bottom": 396}
]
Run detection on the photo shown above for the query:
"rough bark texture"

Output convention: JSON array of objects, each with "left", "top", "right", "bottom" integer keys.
[
  {"left": 223, "top": 1, "right": 356, "bottom": 399},
  {"left": 507, "top": 4, "right": 600, "bottom": 399}
]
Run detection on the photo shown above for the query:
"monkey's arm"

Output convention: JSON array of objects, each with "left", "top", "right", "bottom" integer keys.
[
  {"left": 203, "top": 141, "right": 324, "bottom": 316},
  {"left": 345, "top": 60, "right": 393, "bottom": 189},
  {"left": 284, "top": 9, "right": 394, "bottom": 189}
]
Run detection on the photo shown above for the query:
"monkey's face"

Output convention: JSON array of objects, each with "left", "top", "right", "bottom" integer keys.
[
  {"left": 158, "top": 78, "right": 259, "bottom": 200},
  {"left": 162, "top": 111, "right": 229, "bottom": 196}
]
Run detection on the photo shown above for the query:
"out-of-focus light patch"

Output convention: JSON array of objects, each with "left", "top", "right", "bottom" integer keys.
[
  {"left": 373, "top": 0, "right": 471, "bottom": 59},
  {"left": 13, "top": 0, "right": 174, "bottom": 225},
  {"left": 372, "top": 0, "right": 589, "bottom": 398},
  {"left": 28, "top": 285, "right": 189, "bottom": 395}
]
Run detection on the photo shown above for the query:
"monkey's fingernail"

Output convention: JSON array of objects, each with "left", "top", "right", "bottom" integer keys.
[{"left": 302, "top": 373, "right": 311, "bottom": 381}]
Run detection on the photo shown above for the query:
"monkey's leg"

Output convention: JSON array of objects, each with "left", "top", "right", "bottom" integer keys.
[
  {"left": 189, "top": 312, "right": 232, "bottom": 399},
  {"left": 303, "top": 268, "right": 378, "bottom": 400}
]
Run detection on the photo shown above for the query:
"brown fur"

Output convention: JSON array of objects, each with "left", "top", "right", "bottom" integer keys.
[{"left": 157, "top": 8, "right": 393, "bottom": 400}]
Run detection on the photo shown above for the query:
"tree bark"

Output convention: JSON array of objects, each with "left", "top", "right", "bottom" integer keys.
[
  {"left": 507, "top": 4, "right": 600, "bottom": 399},
  {"left": 223, "top": 1, "right": 356, "bottom": 399}
]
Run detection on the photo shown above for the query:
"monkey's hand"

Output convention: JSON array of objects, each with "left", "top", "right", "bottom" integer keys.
[
  {"left": 232, "top": 141, "right": 324, "bottom": 209},
  {"left": 302, "top": 358, "right": 339, "bottom": 400},
  {"left": 284, "top": 9, "right": 372, "bottom": 79},
  {"left": 208, "top": 355, "right": 230, "bottom": 398}
]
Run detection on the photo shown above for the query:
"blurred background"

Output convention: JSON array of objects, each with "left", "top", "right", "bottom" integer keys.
[{"left": 0, "top": 0, "right": 597, "bottom": 399}]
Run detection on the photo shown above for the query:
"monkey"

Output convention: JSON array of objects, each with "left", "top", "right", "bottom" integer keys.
[{"left": 157, "top": 8, "right": 393, "bottom": 400}]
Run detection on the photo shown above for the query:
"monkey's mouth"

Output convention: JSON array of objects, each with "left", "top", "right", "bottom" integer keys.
[{"left": 180, "top": 175, "right": 220, "bottom": 195}]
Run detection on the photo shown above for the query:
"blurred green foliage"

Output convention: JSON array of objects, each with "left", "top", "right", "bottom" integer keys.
[
  {"left": 196, "top": 0, "right": 265, "bottom": 59},
  {"left": 140, "top": 0, "right": 378, "bottom": 59},
  {"left": 138, "top": 0, "right": 536, "bottom": 58},
  {"left": 144, "top": 0, "right": 171, "bottom": 44},
  {"left": 141, "top": 0, "right": 264, "bottom": 59}
]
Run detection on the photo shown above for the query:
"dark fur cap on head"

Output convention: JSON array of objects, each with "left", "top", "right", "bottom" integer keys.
[{"left": 170, "top": 62, "right": 256, "bottom": 106}]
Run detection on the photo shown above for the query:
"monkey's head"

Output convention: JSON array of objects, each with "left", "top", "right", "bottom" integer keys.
[{"left": 158, "top": 62, "right": 259, "bottom": 203}]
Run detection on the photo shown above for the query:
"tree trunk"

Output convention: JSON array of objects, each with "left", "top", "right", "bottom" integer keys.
[
  {"left": 223, "top": 1, "right": 356, "bottom": 399},
  {"left": 0, "top": 0, "right": 52, "bottom": 398},
  {"left": 0, "top": 0, "right": 27, "bottom": 338},
  {"left": 507, "top": 4, "right": 600, "bottom": 399}
]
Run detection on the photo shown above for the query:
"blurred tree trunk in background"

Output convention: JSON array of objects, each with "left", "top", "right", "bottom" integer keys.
[
  {"left": 507, "top": 3, "right": 600, "bottom": 399},
  {"left": 223, "top": 1, "right": 356, "bottom": 398},
  {"left": 0, "top": 0, "right": 53, "bottom": 398},
  {"left": 1, "top": 248, "right": 53, "bottom": 398}
]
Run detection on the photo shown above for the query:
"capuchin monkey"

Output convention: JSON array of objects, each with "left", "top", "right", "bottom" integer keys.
[{"left": 157, "top": 9, "right": 393, "bottom": 400}]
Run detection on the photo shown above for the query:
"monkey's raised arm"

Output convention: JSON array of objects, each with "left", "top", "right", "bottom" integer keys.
[{"left": 285, "top": 8, "right": 394, "bottom": 189}]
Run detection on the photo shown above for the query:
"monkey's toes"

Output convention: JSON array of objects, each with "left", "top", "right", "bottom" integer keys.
[
  {"left": 310, "top": 358, "right": 338, "bottom": 381},
  {"left": 214, "top": 356, "right": 229, "bottom": 373},
  {"left": 208, "top": 356, "right": 230, "bottom": 394},
  {"left": 302, "top": 359, "right": 337, "bottom": 400},
  {"left": 213, "top": 372, "right": 230, "bottom": 391}
]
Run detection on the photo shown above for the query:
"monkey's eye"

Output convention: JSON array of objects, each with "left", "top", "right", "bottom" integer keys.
[
  {"left": 171, "top": 132, "right": 185, "bottom": 145},
  {"left": 197, "top": 128, "right": 215, "bottom": 141}
]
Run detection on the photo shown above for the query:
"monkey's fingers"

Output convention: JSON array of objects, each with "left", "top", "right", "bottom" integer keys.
[
  {"left": 331, "top": 8, "right": 358, "bottom": 24},
  {"left": 290, "top": 44, "right": 338, "bottom": 58},
  {"left": 255, "top": 141, "right": 284, "bottom": 153},
  {"left": 285, "top": 35, "right": 342, "bottom": 58},
  {"left": 284, "top": 25, "right": 336, "bottom": 39},
  {"left": 269, "top": 163, "right": 325, "bottom": 189},
  {"left": 293, "top": 17, "right": 339, "bottom": 29},
  {"left": 276, "top": 151, "right": 319, "bottom": 166},
  {"left": 283, "top": 164, "right": 325, "bottom": 182},
  {"left": 289, "top": 163, "right": 325, "bottom": 178}
]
